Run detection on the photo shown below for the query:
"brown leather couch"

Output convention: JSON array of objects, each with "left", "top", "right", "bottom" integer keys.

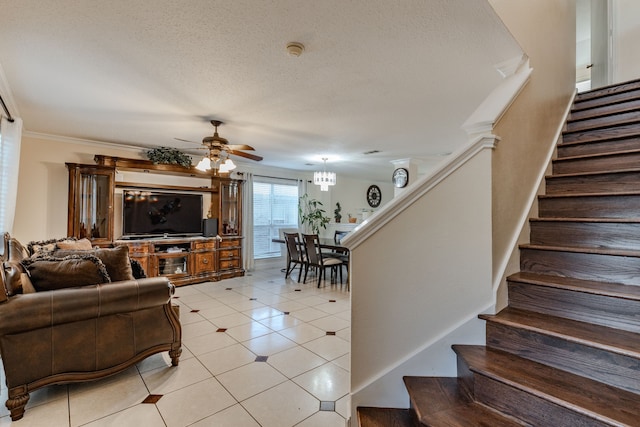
[{"left": 0, "top": 234, "right": 181, "bottom": 421}]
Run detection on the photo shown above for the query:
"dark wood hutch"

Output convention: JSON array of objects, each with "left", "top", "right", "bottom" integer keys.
[{"left": 66, "top": 155, "right": 244, "bottom": 286}]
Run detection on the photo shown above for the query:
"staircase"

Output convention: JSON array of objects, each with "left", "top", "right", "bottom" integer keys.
[{"left": 357, "top": 78, "right": 640, "bottom": 426}]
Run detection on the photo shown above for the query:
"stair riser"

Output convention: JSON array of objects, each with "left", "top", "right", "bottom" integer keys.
[
  {"left": 569, "top": 98, "right": 640, "bottom": 121},
  {"left": 508, "top": 281, "right": 640, "bottom": 333},
  {"left": 553, "top": 152, "right": 640, "bottom": 174},
  {"left": 574, "top": 87, "right": 640, "bottom": 111},
  {"left": 485, "top": 323, "right": 640, "bottom": 395},
  {"left": 538, "top": 194, "right": 640, "bottom": 219},
  {"left": 529, "top": 221, "right": 640, "bottom": 250},
  {"left": 546, "top": 172, "right": 640, "bottom": 194},
  {"left": 520, "top": 248, "right": 640, "bottom": 286},
  {"left": 557, "top": 137, "right": 640, "bottom": 158},
  {"left": 456, "top": 357, "right": 607, "bottom": 427},
  {"left": 562, "top": 123, "right": 640, "bottom": 144},
  {"left": 566, "top": 111, "right": 640, "bottom": 133}
]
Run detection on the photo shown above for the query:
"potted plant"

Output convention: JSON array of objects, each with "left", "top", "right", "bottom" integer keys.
[
  {"left": 145, "top": 147, "right": 192, "bottom": 168},
  {"left": 334, "top": 202, "right": 342, "bottom": 223},
  {"left": 299, "top": 194, "right": 331, "bottom": 234}
]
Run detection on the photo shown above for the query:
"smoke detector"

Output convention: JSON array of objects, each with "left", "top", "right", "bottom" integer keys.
[{"left": 286, "top": 42, "right": 305, "bottom": 57}]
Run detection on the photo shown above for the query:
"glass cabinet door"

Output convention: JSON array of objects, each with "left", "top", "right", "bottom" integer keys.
[
  {"left": 220, "top": 180, "right": 239, "bottom": 235},
  {"left": 67, "top": 164, "right": 114, "bottom": 244}
]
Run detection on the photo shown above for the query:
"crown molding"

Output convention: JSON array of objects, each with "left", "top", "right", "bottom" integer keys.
[{"left": 22, "top": 131, "right": 144, "bottom": 153}]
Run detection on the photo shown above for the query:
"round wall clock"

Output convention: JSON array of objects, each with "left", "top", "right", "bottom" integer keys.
[
  {"left": 392, "top": 168, "right": 409, "bottom": 188},
  {"left": 366, "top": 185, "right": 382, "bottom": 208}
]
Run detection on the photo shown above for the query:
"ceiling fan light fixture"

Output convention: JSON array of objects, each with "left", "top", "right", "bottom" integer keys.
[
  {"left": 219, "top": 158, "right": 236, "bottom": 173},
  {"left": 313, "top": 158, "right": 336, "bottom": 191},
  {"left": 195, "top": 157, "right": 211, "bottom": 171}
]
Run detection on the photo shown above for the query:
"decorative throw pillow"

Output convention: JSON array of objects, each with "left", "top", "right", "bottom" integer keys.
[
  {"left": 54, "top": 246, "right": 134, "bottom": 282},
  {"left": 27, "top": 237, "right": 81, "bottom": 257},
  {"left": 130, "top": 259, "right": 147, "bottom": 279},
  {"left": 21, "top": 254, "right": 111, "bottom": 292},
  {"left": 55, "top": 238, "right": 93, "bottom": 251}
]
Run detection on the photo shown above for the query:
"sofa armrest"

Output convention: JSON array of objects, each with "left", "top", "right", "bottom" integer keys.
[{"left": 0, "top": 277, "right": 174, "bottom": 335}]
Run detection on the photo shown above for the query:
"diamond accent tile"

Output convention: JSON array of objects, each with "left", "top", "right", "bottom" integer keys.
[
  {"left": 142, "top": 394, "right": 163, "bottom": 404},
  {"left": 216, "top": 328, "right": 227, "bottom": 332},
  {"left": 255, "top": 355, "right": 268, "bottom": 362},
  {"left": 320, "top": 401, "right": 336, "bottom": 411},
  {"left": 326, "top": 331, "right": 336, "bottom": 336}
]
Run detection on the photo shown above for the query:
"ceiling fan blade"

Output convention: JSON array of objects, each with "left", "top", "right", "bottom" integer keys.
[
  {"left": 225, "top": 144, "right": 255, "bottom": 151},
  {"left": 228, "top": 149, "right": 263, "bottom": 161},
  {"left": 174, "top": 137, "right": 199, "bottom": 144}
]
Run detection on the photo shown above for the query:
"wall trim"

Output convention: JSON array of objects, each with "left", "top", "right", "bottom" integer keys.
[
  {"left": 342, "top": 135, "right": 498, "bottom": 250},
  {"left": 350, "top": 300, "right": 495, "bottom": 395}
]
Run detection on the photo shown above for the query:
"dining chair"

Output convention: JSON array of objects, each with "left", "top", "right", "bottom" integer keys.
[
  {"left": 302, "top": 234, "right": 343, "bottom": 287},
  {"left": 283, "top": 232, "right": 305, "bottom": 282},
  {"left": 333, "top": 230, "right": 350, "bottom": 291}
]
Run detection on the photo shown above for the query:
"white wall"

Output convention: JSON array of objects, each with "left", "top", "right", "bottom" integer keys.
[
  {"left": 348, "top": 143, "right": 494, "bottom": 415},
  {"left": 612, "top": 0, "right": 640, "bottom": 83}
]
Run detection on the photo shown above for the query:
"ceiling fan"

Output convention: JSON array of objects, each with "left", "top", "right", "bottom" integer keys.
[{"left": 178, "top": 120, "right": 263, "bottom": 172}]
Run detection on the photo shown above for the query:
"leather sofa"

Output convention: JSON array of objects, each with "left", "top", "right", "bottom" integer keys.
[{"left": 0, "top": 234, "right": 181, "bottom": 421}]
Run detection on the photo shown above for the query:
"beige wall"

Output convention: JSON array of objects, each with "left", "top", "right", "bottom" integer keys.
[
  {"left": 613, "top": 0, "right": 640, "bottom": 83},
  {"left": 13, "top": 134, "right": 388, "bottom": 245},
  {"left": 488, "top": 0, "right": 576, "bottom": 307}
]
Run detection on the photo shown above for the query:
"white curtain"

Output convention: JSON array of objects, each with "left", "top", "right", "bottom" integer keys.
[
  {"left": 242, "top": 172, "right": 254, "bottom": 271},
  {"left": 297, "top": 178, "right": 307, "bottom": 231},
  {"left": 0, "top": 116, "right": 23, "bottom": 240}
]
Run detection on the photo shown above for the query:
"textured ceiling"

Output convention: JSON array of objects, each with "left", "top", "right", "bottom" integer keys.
[{"left": 0, "top": 0, "right": 522, "bottom": 181}]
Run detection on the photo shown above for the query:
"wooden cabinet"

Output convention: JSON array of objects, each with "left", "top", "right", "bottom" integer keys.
[{"left": 68, "top": 156, "right": 246, "bottom": 285}]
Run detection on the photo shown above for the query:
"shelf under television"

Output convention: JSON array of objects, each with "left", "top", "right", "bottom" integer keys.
[{"left": 115, "top": 182, "right": 218, "bottom": 193}]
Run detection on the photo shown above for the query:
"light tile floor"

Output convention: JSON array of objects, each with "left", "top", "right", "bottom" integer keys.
[{"left": 0, "top": 263, "right": 351, "bottom": 426}]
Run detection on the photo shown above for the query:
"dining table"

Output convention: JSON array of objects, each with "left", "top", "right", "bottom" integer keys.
[{"left": 271, "top": 236, "right": 349, "bottom": 252}]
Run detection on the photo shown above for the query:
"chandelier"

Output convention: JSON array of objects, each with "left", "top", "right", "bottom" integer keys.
[
  {"left": 195, "top": 150, "right": 237, "bottom": 173},
  {"left": 313, "top": 158, "right": 336, "bottom": 191}
]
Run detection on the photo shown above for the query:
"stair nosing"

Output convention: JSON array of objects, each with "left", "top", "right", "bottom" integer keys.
[
  {"left": 557, "top": 134, "right": 640, "bottom": 148},
  {"left": 574, "top": 79, "right": 640, "bottom": 102},
  {"left": 480, "top": 308, "right": 640, "bottom": 359}
]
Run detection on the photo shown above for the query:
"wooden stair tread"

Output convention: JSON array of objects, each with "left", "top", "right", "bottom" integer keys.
[
  {"left": 453, "top": 345, "right": 640, "bottom": 425},
  {"left": 519, "top": 243, "right": 640, "bottom": 258},
  {"left": 530, "top": 217, "right": 640, "bottom": 224},
  {"left": 357, "top": 407, "right": 414, "bottom": 427},
  {"left": 553, "top": 147, "right": 640, "bottom": 162},
  {"left": 508, "top": 271, "right": 640, "bottom": 301},
  {"left": 538, "top": 190, "right": 640, "bottom": 199},
  {"left": 560, "top": 123, "right": 640, "bottom": 143},
  {"left": 565, "top": 114, "right": 640, "bottom": 134},
  {"left": 574, "top": 78, "right": 640, "bottom": 102},
  {"left": 480, "top": 307, "right": 640, "bottom": 357},
  {"left": 403, "top": 377, "right": 524, "bottom": 427},
  {"left": 546, "top": 167, "right": 640, "bottom": 179},
  {"left": 569, "top": 102, "right": 640, "bottom": 123}
]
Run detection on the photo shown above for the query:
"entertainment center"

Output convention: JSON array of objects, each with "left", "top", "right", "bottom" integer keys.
[{"left": 66, "top": 155, "right": 245, "bottom": 285}]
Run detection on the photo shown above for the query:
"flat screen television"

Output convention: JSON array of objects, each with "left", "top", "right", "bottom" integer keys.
[{"left": 122, "top": 190, "right": 203, "bottom": 238}]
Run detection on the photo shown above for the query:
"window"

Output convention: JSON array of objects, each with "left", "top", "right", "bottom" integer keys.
[{"left": 253, "top": 180, "right": 299, "bottom": 259}]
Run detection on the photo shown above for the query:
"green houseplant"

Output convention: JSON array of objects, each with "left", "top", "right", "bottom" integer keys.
[
  {"left": 145, "top": 147, "right": 192, "bottom": 168},
  {"left": 334, "top": 202, "right": 342, "bottom": 223},
  {"left": 299, "top": 194, "right": 330, "bottom": 234}
]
